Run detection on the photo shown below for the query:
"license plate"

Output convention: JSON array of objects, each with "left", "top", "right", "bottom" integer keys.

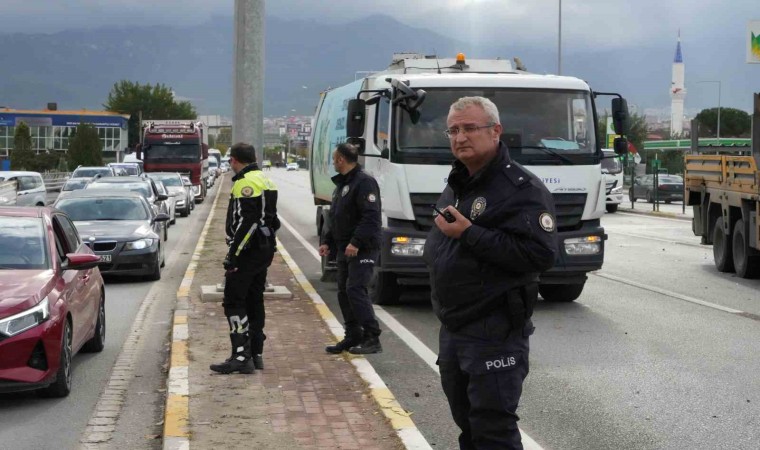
[{"left": 99, "top": 254, "right": 112, "bottom": 263}]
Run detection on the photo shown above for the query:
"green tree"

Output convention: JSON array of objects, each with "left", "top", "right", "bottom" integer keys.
[
  {"left": 216, "top": 127, "right": 232, "bottom": 147},
  {"left": 10, "top": 121, "right": 34, "bottom": 170},
  {"left": 695, "top": 107, "right": 751, "bottom": 138},
  {"left": 103, "top": 81, "right": 197, "bottom": 147},
  {"left": 68, "top": 122, "right": 103, "bottom": 167}
]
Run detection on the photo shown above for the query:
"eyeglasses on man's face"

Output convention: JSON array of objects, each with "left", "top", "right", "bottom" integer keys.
[{"left": 443, "top": 123, "right": 495, "bottom": 138}]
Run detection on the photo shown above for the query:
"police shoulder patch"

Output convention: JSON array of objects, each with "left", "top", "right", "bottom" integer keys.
[
  {"left": 539, "top": 212, "right": 555, "bottom": 232},
  {"left": 367, "top": 193, "right": 377, "bottom": 203},
  {"left": 241, "top": 186, "right": 254, "bottom": 197}
]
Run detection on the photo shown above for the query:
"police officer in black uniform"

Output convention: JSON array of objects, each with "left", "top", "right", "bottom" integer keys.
[
  {"left": 210, "top": 142, "right": 279, "bottom": 374},
  {"left": 318, "top": 143, "right": 383, "bottom": 355},
  {"left": 424, "top": 97, "right": 558, "bottom": 449}
]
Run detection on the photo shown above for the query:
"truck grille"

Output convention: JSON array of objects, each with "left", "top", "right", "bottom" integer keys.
[
  {"left": 409, "top": 193, "right": 441, "bottom": 231},
  {"left": 552, "top": 193, "right": 586, "bottom": 230}
]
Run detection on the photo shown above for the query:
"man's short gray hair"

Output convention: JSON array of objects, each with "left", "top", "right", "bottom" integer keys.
[{"left": 449, "top": 96, "right": 500, "bottom": 124}]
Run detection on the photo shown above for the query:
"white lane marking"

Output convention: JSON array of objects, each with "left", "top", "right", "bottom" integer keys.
[
  {"left": 278, "top": 214, "right": 544, "bottom": 450},
  {"left": 610, "top": 231, "right": 704, "bottom": 248},
  {"left": 594, "top": 272, "right": 744, "bottom": 314},
  {"left": 616, "top": 211, "right": 691, "bottom": 223}
]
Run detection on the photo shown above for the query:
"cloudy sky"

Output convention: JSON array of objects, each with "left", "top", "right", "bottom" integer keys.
[{"left": 1, "top": 0, "right": 757, "bottom": 113}]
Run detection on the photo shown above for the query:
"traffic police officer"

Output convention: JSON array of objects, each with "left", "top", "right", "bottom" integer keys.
[
  {"left": 424, "top": 97, "right": 558, "bottom": 449},
  {"left": 210, "top": 142, "right": 279, "bottom": 374},
  {"left": 318, "top": 143, "right": 383, "bottom": 355}
]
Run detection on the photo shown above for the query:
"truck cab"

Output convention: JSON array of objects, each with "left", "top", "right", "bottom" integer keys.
[
  {"left": 310, "top": 53, "right": 629, "bottom": 304},
  {"left": 602, "top": 149, "right": 625, "bottom": 213}
]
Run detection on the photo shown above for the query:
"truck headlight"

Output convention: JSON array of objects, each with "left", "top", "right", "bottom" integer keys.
[
  {"left": 0, "top": 297, "right": 50, "bottom": 338},
  {"left": 391, "top": 236, "right": 425, "bottom": 257},
  {"left": 564, "top": 236, "right": 602, "bottom": 255},
  {"left": 610, "top": 186, "right": 623, "bottom": 194},
  {"left": 125, "top": 238, "right": 155, "bottom": 250}
]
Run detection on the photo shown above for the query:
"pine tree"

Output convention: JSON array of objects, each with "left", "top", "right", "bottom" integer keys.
[
  {"left": 10, "top": 121, "right": 34, "bottom": 170},
  {"left": 68, "top": 122, "right": 103, "bottom": 167}
]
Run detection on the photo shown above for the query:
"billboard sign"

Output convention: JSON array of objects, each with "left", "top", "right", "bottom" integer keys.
[{"left": 748, "top": 20, "right": 760, "bottom": 64}]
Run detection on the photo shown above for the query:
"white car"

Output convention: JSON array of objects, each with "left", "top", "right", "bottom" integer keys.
[
  {"left": 286, "top": 163, "right": 299, "bottom": 171},
  {"left": 0, "top": 171, "right": 47, "bottom": 206}
]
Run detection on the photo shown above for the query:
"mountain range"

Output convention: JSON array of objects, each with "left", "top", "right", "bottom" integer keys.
[{"left": 0, "top": 14, "right": 752, "bottom": 116}]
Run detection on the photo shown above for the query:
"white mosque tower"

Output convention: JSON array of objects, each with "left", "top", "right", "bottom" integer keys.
[{"left": 670, "top": 31, "right": 686, "bottom": 136}]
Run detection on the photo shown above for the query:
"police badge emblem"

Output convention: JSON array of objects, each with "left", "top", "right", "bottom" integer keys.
[
  {"left": 470, "top": 197, "right": 487, "bottom": 220},
  {"left": 367, "top": 193, "right": 377, "bottom": 202},
  {"left": 539, "top": 212, "right": 555, "bottom": 232},
  {"left": 241, "top": 186, "right": 254, "bottom": 197},
  {"left": 341, "top": 185, "right": 350, "bottom": 196}
]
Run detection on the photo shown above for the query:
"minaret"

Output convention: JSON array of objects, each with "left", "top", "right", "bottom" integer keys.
[{"left": 670, "top": 31, "right": 686, "bottom": 136}]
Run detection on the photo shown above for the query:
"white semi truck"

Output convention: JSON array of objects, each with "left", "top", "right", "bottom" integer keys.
[{"left": 310, "top": 53, "right": 629, "bottom": 304}]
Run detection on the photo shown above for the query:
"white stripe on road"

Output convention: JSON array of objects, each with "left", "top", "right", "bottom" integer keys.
[
  {"left": 617, "top": 211, "right": 691, "bottom": 223},
  {"left": 594, "top": 272, "right": 744, "bottom": 314},
  {"left": 611, "top": 231, "right": 704, "bottom": 249},
  {"left": 277, "top": 214, "right": 545, "bottom": 450}
]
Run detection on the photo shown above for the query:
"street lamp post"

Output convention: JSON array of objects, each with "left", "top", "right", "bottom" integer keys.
[{"left": 698, "top": 80, "right": 721, "bottom": 139}]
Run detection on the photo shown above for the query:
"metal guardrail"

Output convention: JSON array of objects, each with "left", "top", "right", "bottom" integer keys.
[
  {"left": 0, "top": 180, "right": 17, "bottom": 206},
  {"left": 42, "top": 172, "right": 71, "bottom": 192}
]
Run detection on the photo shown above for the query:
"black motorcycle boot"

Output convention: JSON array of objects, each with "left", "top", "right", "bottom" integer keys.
[
  {"left": 210, "top": 332, "right": 254, "bottom": 374},
  {"left": 251, "top": 331, "right": 266, "bottom": 370},
  {"left": 348, "top": 333, "right": 382, "bottom": 355},
  {"left": 325, "top": 327, "right": 362, "bottom": 354}
]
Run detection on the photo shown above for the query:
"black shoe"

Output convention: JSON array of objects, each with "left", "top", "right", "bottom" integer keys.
[
  {"left": 348, "top": 336, "right": 382, "bottom": 355},
  {"left": 253, "top": 354, "right": 264, "bottom": 370},
  {"left": 210, "top": 356, "right": 255, "bottom": 374},
  {"left": 325, "top": 336, "right": 359, "bottom": 354}
]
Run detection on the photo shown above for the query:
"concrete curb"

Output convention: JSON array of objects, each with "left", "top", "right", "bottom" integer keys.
[
  {"left": 163, "top": 185, "right": 224, "bottom": 450},
  {"left": 617, "top": 206, "right": 692, "bottom": 221},
  {"left": 276, "top": 242, "right": 433, "bottom": 450}
]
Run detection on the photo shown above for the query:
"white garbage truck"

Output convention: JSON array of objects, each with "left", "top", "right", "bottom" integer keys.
[{"left": 310, "top": 52, "right": 629, "bottom": 304}]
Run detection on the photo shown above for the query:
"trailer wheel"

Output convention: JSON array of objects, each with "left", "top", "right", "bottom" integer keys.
[
  {"left": 539, "top": 283, "right": 584, "bottom": 302},
  {"left": 712, "top": 217, "right": 734, "bottom": 273},
  {"left": 370, "top": 269, "right": 401, "bottom": 305},
  {"left": 732, "top": 218, "right": 760, "bottom": 278}
]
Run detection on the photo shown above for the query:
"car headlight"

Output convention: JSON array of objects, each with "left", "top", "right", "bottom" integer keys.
[
  {"left": 124, "top": 238, "right": 155, "bottom": 250},
  {"left": 564, "top": 236, "right": 602, "bottom": 255},
  {"left": 391, "top": 236, "right": 425, "bottom": 257},
  {"left": 0, "top": 297, "right": 50, "bottom": 338}
]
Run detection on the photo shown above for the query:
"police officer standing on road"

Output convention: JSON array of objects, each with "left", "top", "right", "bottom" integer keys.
[
  {"left": 318, "top": 143, "right": 383, "bottom": 355},
  {"left": 210, "top": 142, "right": 280, "bottom": 374},
  {"left": 424, "top": 97, "right": 558, "bottom": 449}
]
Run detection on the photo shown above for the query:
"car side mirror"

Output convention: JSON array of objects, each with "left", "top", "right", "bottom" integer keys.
[
  {"left": 157, "top": 194, "right": 169, "bottom": 201},
  {"left": 62, "top": 253, "right": 101, "bottom": 271},
  {"left": 153, "top": 213, "right": 170, "bottom": 223}
]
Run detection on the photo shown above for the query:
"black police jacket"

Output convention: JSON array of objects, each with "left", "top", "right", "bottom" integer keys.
[
  {"left": 424, "top": 142, "right": 558, "bottom": 331},
  {"left": 322, "top": 165, "right": 381, "bottom": 250}
]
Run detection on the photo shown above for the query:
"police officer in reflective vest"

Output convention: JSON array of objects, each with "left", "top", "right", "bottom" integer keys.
[
  {"left": 318, "top": 143, "right": 383, "bottom": 354},
  {"left": 424, "top": 97, "right": 558, "bottom": 449},
  {"left": 210, "top": 142, "right": 280, "bottom": 374}
]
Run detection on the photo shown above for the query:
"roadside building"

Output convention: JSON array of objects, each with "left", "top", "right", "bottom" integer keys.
[{"left": 0, "top": 106, "right": 129, "bottom": 161}]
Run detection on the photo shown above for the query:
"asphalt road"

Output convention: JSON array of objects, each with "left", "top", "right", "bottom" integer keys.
[
  {"left": 0, "top": 182, "right": 218, "bottom": 450},
  {"left": 268, "top": 168, "right": 760, "bottom": 450}
]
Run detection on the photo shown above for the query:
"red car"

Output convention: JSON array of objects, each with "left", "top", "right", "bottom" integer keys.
[{"left": 0, "top": 206, "right": 105, "bottom": 397}]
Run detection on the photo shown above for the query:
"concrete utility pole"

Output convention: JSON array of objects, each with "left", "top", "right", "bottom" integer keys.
[{"left": 233, "top": 0, "right": 265, "bottom": 164}]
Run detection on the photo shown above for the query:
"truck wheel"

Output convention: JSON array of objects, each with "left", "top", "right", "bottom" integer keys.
[
  {"left": 732, "top": 218, "right": 760, "bottom": 278},
  {"left": 539, "top": 283, "right": 584, "bottom": 302},
  {"left": 370, "top": 269, "right": 401, "bottom": 305},
  {"left": 320, "top": 254, "right": 337, "bottom": 282},
  {"left": 712, "top": 217, "right": 734, "bottom": 273},
  {"left": 606, "top": 204, "right": 618, "bottom": 213}
]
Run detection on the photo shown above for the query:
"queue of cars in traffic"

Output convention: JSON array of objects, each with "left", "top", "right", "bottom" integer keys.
[{"left": 0, "top": 164, "right": 208, "bottom": 398}]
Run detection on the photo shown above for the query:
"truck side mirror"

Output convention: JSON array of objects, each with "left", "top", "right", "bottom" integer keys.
[
  {"left": 613, "top": 137, "right": 628, "bottom": 156},
  {"left": 346, "top": 99, "right": 366, "bottom": 139},
  {"left": 611, "top": 98, "right": 629, "bottom": 135}
]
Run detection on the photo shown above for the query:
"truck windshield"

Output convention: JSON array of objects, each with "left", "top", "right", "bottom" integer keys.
[
  {"left": 144, "top": 144, "right": 200, "bottom": 162},
  {"left": 395, "top": 88, "right": 597, "bottom": 166},
  {"left": 601, "top": 153, "right": 623, "bottom": 174}
]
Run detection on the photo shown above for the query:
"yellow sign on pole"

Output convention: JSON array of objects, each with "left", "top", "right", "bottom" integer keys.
[{"left": 606, "top": 117, "right": 621, "bottom": 148}]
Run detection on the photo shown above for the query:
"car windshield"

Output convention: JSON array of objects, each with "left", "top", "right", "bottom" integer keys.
[
  {"left": 73, "top": 168, "right": 112, "bottom": 178},
  {"left": 0, "top": 217, "right": 49, "bottom": 269},
  {"left": 56, "top": 197, "right": 149, "bottom": 221},
  {"left": 87, "top": 182, "right": 151, "bottom": 198},
  {"left": 143, "top": 144, "right": 200, "bottom": 162},
  {"left": 63, "top": 179, "right": 89, "bottom": 191},
  {"left": 110, "top": 164, "right": 139, "bottom": 175},
  {"left": 395, "top": 88, "right": 596, "bottom": 166},
  {"left": 149, "top": 174, "right": 182, "bottom": 187}
]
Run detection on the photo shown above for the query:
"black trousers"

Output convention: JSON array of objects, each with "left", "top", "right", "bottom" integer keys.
[
  {"left": 438, "top": 312, "right": 534, "bottom": 450},
  {"left": 223, "top": 247, "right": 274, "bottom": 354},
  {"left": 336, "top": 247, "right": 381, "bottom": 337}
]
